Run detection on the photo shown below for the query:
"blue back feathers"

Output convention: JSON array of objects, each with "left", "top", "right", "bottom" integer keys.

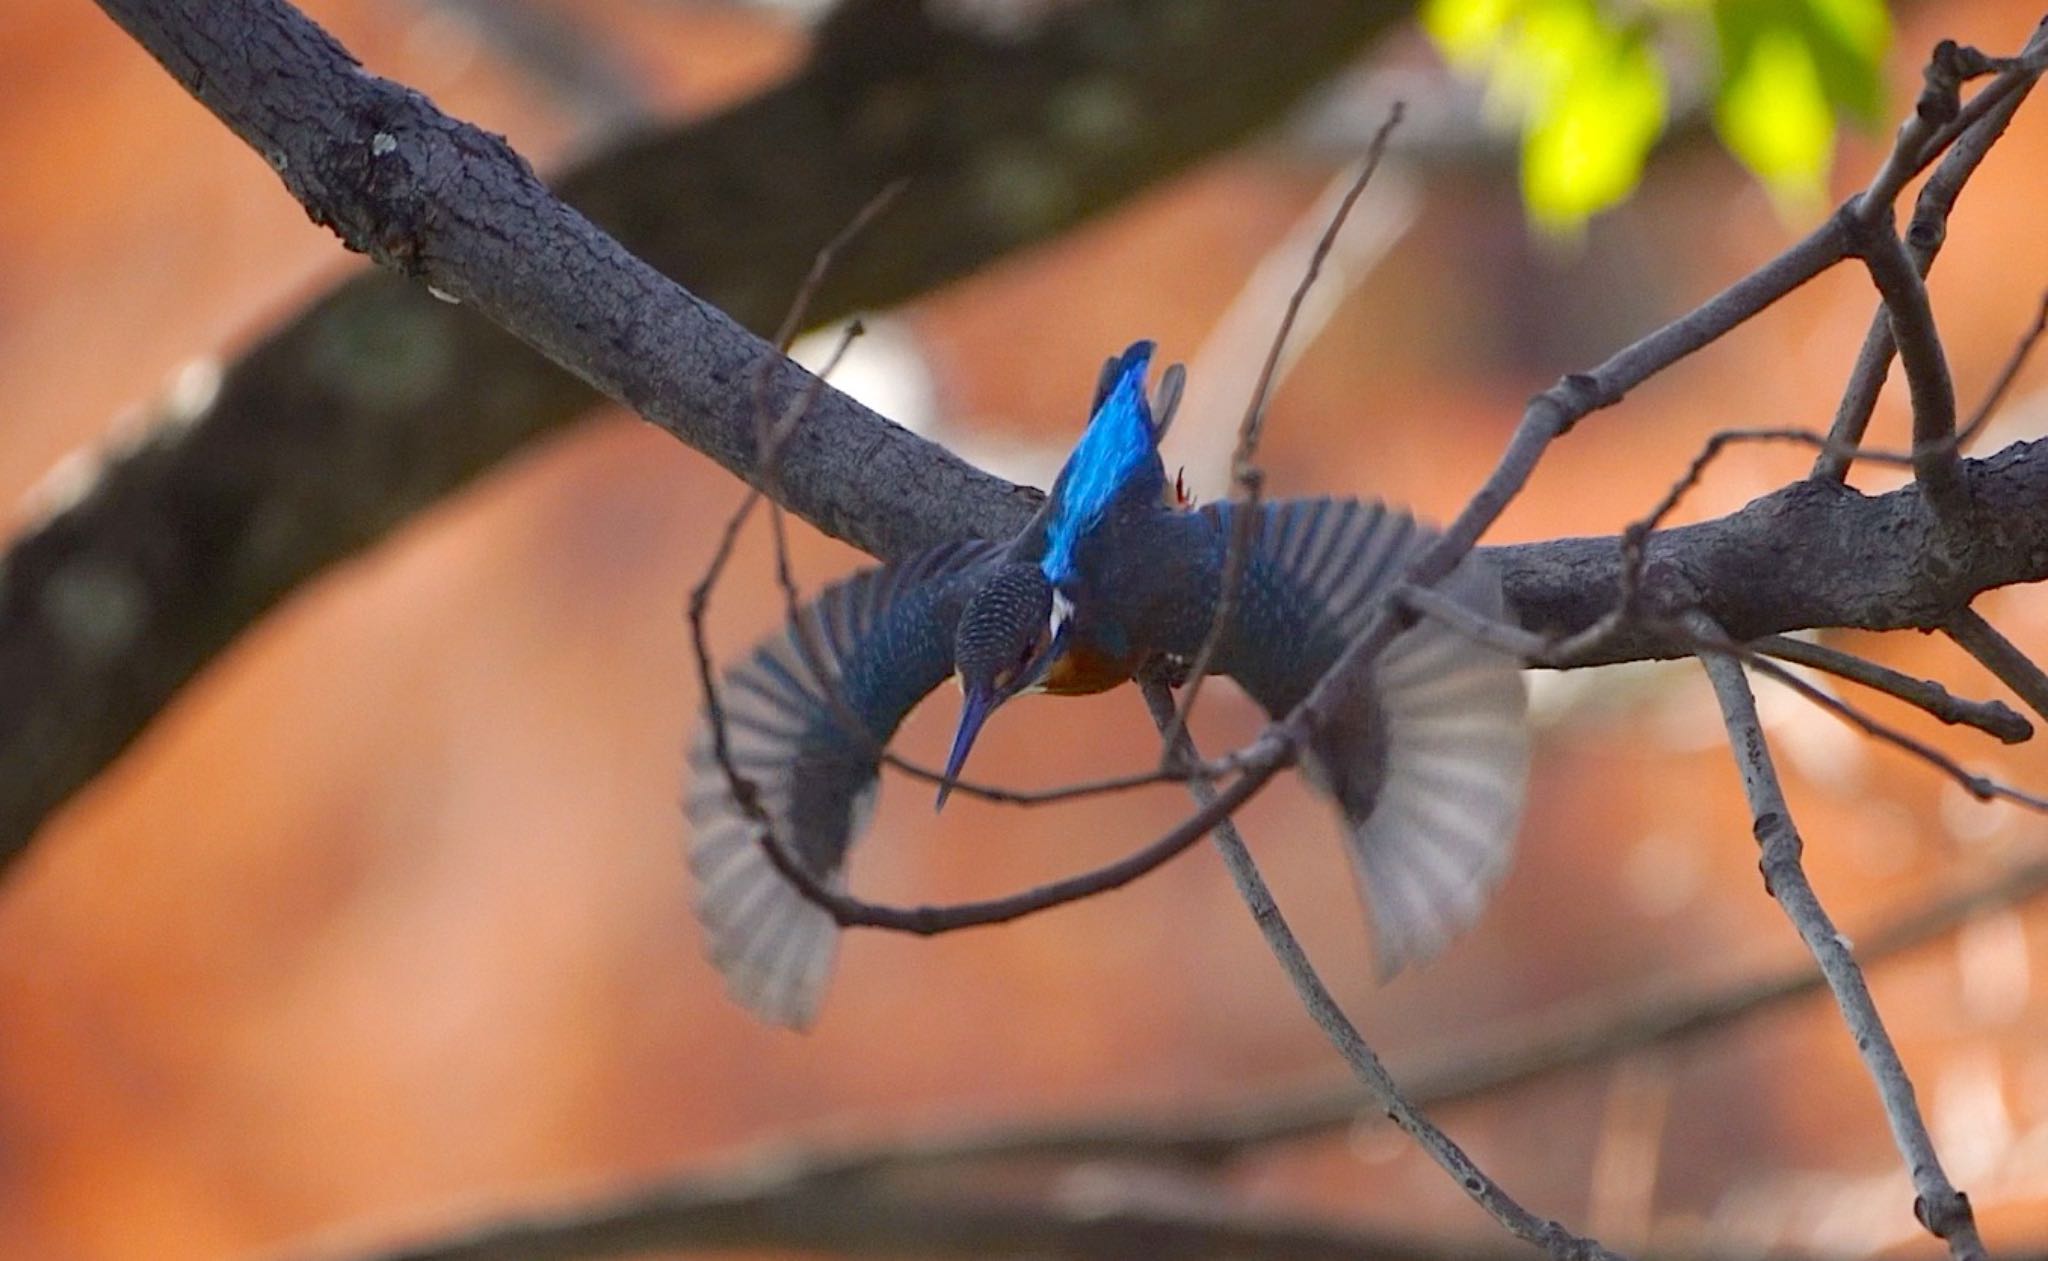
[{"left": 1041, "top": 340, "right": 1162, "bottom": 583}]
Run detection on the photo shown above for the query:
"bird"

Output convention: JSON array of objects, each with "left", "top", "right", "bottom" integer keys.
[{"left": 686, "top": 340, "right": 1528, "bottom": 1029}]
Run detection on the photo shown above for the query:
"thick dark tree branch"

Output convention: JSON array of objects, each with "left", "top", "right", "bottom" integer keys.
[
  {"left": 1494, "top": 436, "right": 2048, "bottom": 666},
  {"left": 0, "top": 0, "right": 1410, "bottom": 872},
  {"left": 0, "top": 1, "right": 2027, "bottom": 918},
  {"left": 12, "top": 0, "right": 2048, "bottom": 887},
  {"left": 25, "top": 6, "right": 2048, "bottom": 1258}
]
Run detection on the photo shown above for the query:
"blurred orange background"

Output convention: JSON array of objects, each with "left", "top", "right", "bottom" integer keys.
[{"left": 3, "top": 1, "right": 2047, "bottom": 1257}]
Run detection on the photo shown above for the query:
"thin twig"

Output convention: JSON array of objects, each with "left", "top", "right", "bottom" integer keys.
[
  {"left": 1849, "top": 215, "right": 1966, "bottom": 517},
  {"left": 690, "top": 186, "right": 909, "bottom": 848},
  {"left": 768, "top": 179, "right": 910, "bottom": 355},
  {"left": 1689, "top": 611, "right": 1987, "bottom": 1261},
  {"left": 1957, "top": 288, "right": 2048, "bottom": 449},
  {"left": 1160, "top": 104, "right": 1404, "bottom": 760},
  {"left": 745, "top": 743, "right": 1288, "bottom": 935},
  {"left": 315, "top": 848, "right": 2048, "bottom": 1191},
  {"left": 1855, "top": 33, "right": 2038, "bottom": 219},
  {"left": 1742, "top": 651, "right": 2048, "bottom": 814},
  {"left": 1141, "top": 681, "right": 1627, "bottom": 1261},
  {"left": 1401, "top": 587, "right": 2048, "bottom": 814},
  {"left": 1356, "top": 173, "right": 1879, "bottom": 716},
  {"left": 1548, "top": 427, "right": 1916, "bottom": 663},
  {"left": 1816, "top": 23, "right": 2048, "bottom": 481},
  {"left": 1285, "top": 156, "right": 1947, "bottom": 787},
  {"left": 1752, "top": 633, "right": 2031, "bottom": 743},
  {"left": 689, "top": 197, "right": 1292, "bottom": 936},
  {"left": 1946, "top": 606, "right": 2048, "bottom": 726}
]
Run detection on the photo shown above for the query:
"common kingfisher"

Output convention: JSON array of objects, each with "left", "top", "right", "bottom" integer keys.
[{"left": 688, "top": 341, "right": 1528, "bottom": 1028}]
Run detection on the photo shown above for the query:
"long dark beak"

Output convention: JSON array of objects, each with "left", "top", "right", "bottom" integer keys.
[{"left": 936, "top": 684, "right": 997, "bottom": 812}]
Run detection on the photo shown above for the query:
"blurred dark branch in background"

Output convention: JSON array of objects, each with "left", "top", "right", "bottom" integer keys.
[
  {"left": 305, "top": 1160, "right": 1936, "bottom": 1261},
  {"left": 22, "top": 1, "right": 2048, "bottom": 1257},
  {"left": 290, "top": 846, "right": 2048, "bottom": 1261},
  {"left": 13, "top": 0, "right": 2048, "bottom": 878},
  {"left": 0, "top": 0, "right": 1409, "bottom": 873},
  {"left": 405, "top": 0, "right": 655, "bottom": 137},
  {"left": 314, "top": 1172, "right": 1526, "bottom": 1261},
  {"left": 788, "top": 849, "right": 2048, "bottom": 1174}
]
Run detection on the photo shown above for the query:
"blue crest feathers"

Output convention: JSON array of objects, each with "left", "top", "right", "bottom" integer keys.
[{"left": 1041, "top": 340, "right": 1161, "bottom": 582}]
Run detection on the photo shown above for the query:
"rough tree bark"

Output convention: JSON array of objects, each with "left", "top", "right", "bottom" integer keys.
[
  {"left": 0, "top": 0, "right": 1413, "bottom": 870},
  {"left": 23, "top": 2, "right": 2048, "bottom": 1259},
  {"left": 16, "top": 0, "right": 2046, "bottom": 883}
]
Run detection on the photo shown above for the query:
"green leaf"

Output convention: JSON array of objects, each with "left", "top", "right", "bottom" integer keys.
[
  {"left": 1422, "top": 0, "right": 1893, "bottom": 228},
  {"left": 1714, "top": 10, "right": 1836, "bottom": 205},
  {"left": 1522, "top": 21, "right": 1667, "bottom": 229},
  {"left": 1422, "top": 0, "right": 1671, "bottom": 232},
  {"left": 1711, "top": 0, "right": 1888, "bottom": 208},
  {"left": 1421, "top": 0, "right": 1518, "bottom": 64},
  {"left": 1796, "top": 0, "right": 1890, "bottom": 124}
]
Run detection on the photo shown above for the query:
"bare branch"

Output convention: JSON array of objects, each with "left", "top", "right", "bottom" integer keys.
[
  {"left": 1741, "top": 650, "right": 2048, "bottom": 815},
  {"left": 1854, "top": 30, "right": 2045, "bottom": 219},
  {"left": 1140, "top": 681, "right": 1627, "bottom": 1261},
  {"left": 1816, "top": 21, "right": 2048, "bottom": 481},
  {"left": 1945, "top": 606, "right": 2048, "bottom": 727},
  {"left": 1161, "top": 105, "right": 1404, "bottom": 758},
  {"left": 1957, "top": 288, "right": 2048, "bottom": 449},
  {"left": 744, "top": 744, "right": 1288, "bottom": 936},
  {"left": 3, "top": 0, "right": 1409, "bottom": 874},
  {"left": 1690, "top": 612, "right": 1986, "bottom": 1260},
  {"left": 1849, "top": 215, "right": 1965, "bottom": 517},
  {"left": 1278, "top": 189, "right": 1865, "bottom": 747},
  {"left": 1548, "top": 426, "right": 1914, "bottom": 663},
  {"left": 1492, "top": 436, "right": 2048, "bottom": 667},
  {"left": 23, "top": 0, "right": 2048, "bottom": 894},
  {"left": 1752, "top": 634, "right": 2031, "bottom": 743}
]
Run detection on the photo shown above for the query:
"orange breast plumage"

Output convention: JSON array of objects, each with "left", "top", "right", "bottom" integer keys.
[{"left": 1044, "top": 644, "right": 1137, "bottom": 696}]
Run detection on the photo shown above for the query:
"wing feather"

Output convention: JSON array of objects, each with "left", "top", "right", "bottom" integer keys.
[
  {"left": 686, "top": 542, "right": 991, "bottom": 1028},
  {"left": 1202, "top": 499, "right": 1528, "bottom": 975}
]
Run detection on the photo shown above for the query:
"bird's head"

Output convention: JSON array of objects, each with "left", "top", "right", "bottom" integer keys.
[{"left": 939, "top": 564, "right": 1069, "bottom": 809}]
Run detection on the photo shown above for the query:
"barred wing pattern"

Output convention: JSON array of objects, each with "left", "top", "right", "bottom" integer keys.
[
  {"left": 1205, "top": 498, "right": 1530, "bottom": 975},
  {"left": 686, "top": 543, "right": 991, "bottom": 1028}
]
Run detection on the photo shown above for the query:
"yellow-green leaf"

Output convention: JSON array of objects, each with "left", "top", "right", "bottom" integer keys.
[
  {"left": 1523, "top": 27, "right": 1667, "bottom": 228},
  {"left": 1714, "top": 14, "right": 1837, "bottom": 206},
  {"left": 1421, "top": 0, "right": 1519, "bottom": 64}
]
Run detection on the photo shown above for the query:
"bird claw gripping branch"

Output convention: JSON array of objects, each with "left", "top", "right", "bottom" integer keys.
[{"left": 687, "top": 342, "right": 1529, "bottom": 1028}]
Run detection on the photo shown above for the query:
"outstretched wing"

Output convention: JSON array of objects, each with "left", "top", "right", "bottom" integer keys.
[
  {"left": 1199, "top": 499, "right": 1529, "bottom": 975},
  {"left": 686, "top": 542, "right": 993, "bottom": 1028}
]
